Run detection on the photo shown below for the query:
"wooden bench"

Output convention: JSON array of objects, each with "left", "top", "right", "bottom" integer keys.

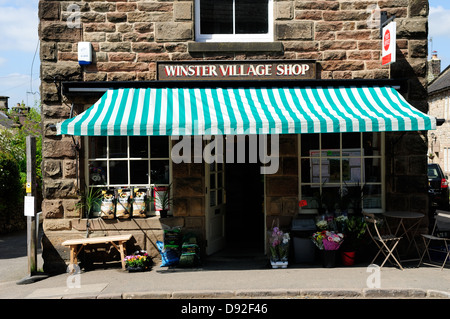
[{"left": 62, "top": 234, "right": 133, "bottom": 271}]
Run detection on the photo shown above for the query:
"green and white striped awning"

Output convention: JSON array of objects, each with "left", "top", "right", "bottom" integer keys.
[{"left": 56, "top": 86, "right": 436, "bottom": 136}]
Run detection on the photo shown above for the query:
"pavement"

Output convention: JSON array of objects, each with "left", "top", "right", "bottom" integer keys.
[{"left": 1, "top": 227, "right": 450, "bottom": 301}]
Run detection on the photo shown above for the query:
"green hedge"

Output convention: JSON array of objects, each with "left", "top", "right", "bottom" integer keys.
[{"left": 0, "top": 152, "right": 25, "bottom": 233}]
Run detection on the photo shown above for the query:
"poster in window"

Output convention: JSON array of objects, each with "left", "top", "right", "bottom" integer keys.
[{"left": 310, "top": 148, "right": 364, "bottom": 186}]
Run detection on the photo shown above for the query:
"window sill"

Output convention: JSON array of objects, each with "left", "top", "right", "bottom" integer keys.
[{"left": 187, "top": 41, "right": 284, "bottom": 53}]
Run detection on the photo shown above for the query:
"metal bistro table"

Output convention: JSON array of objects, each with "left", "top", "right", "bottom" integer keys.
[{"left": 382, "top": 211, "right": 425, "bottom": 262}]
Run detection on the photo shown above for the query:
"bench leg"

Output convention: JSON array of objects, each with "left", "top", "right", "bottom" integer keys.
[
  {"left": 69, "top": 245, "right": 81, "bottom": 273},
  {"left": 119, "top": 241, "right": 126, "bottom": 270}
]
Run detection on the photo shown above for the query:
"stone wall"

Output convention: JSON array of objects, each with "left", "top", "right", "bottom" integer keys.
[
  {"left": 39, "top": 0, "right": 430, "bottom": 272},
  {"left": 428, "top": 90, "right": 450, "bottom": 173}
]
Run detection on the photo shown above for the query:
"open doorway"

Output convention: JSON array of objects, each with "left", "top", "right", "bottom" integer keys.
[{"left": 224, "top": 162, "right": 265, "bottom": 252}]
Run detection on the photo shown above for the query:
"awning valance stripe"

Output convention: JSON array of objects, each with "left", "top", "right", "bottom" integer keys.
[{"left": 56, "top": 86, "right": 436, "bottom": 136}]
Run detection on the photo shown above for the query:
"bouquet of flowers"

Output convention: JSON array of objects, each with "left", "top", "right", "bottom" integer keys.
[
  {"left": 311, "top": 230, "right": 344, "bottom": 250},
  {"left": 124, "top": 250, "right": 152, "bottom": 271},
  {"left": 268, "top": 226, "right": 290, "bottom": 262},
  {"left": 322, "top": 231, "right": 344, "bottom": 250},
  {"left": 316, "top": 220, "right": 328, "bottom": 230},
  {"left": 311, "top": 230, "right": 327, "bottom": 250}
]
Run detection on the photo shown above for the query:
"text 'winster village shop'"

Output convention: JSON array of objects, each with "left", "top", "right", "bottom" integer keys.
[{"left": 38, "top": 0, "right": 434, "bottom": 273}]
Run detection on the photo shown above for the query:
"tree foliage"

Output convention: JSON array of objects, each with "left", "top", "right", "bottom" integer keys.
[{"left": 0, "top": 106, "right": 42, "bottom": 232}]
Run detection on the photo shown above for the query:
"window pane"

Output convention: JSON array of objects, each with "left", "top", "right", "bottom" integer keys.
[
  {"left": 218, "top": 189, "right": 222, "bottom": 205},
  {"left": 89, "top": 137, "right": 107, "bottom": 159},
  {"left": 235, "top": 0, "right": 268, "bottom": 34},
  {"left": 150, "top": 136, "right": 169, "bottom": 158},
  {"left": 218, "top": 172, "right": 223, "bottom": 188},
  {"left": 110, "top": 161, "right": 128, "bottom": 184},
  {"left": 301, "top": 134, "right": 319, "bottom": 156},
  {"left": 363, "top": 132, "right": 381, "bottom": 155},
  {"left": 365, "top": 157, "right": 381, "bottom": 182},
  {"left": 200, "top": 0, "right": 233, "bottom": 34},
  {"left": 109, "top": 137, "right": 127, "bottom": 158},
  {"left": 130, "top": 160, "right": 149, "bottom": 184},
  {"left": 210, "top": 190, "right": 216, "bottom": 206},
  {"left": 363, "top": 185, "right": 382, "bottom": 208},
  {"left": 130, "top": 136, "right": 148, "bottom": 158},
  {"left": 301, "top": 185, "right": 319, "bottom": 209},
  {"left": 151, "top": 160, "right": 170, "bottom": 184},
  {"left": 321, "top": 133, "right": 340, "bottom": 149},
  {"left": 342, "top": 133, "right": 360, "bottom": 149},
  {"left": 210, "top": 173, "right": 216, "bottom": 189},
  {"left": 89, "top": 161, "right": 107, "bottom": 185}
]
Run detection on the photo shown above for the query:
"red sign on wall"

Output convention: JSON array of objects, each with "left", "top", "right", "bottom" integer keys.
[{"left": 381, "top": 22, "right": 396, "bottom": 66}]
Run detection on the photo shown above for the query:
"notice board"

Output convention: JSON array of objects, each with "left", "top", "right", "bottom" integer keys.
[{"left": 310, "top": 149, "right": 364, "bottom": 186}]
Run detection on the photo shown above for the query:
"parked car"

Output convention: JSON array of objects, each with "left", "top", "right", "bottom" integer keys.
[{"left": 428, "top": 163, "right": 450, "bottom": 210}]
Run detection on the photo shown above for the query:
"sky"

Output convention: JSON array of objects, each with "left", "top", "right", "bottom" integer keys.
[{"left": 0, "top": 1, "right": 448, "bottom": 109}]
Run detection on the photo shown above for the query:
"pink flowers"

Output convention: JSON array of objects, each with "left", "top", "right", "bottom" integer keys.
[
  {"left": 269, "top": 227, "right": 290, "bottom": 261},
  {"left": 312, "top": 230, "right": 344, "bottom": 250},
  {"left": 124, "top": 250, "right": 151, "bottom": 270}
]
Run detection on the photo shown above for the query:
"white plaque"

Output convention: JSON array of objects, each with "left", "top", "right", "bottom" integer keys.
[{"left": 24, "top": 196, "right": 35, "bottom": 217}]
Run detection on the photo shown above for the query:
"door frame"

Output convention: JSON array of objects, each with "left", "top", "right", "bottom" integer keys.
[{"left": 205, "top": 141, "right": 226, "bottom": 255}]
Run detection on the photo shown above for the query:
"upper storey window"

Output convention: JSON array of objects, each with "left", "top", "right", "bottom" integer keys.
[{"left": 195, "top": 0, "right": 273, "bottom": 42}]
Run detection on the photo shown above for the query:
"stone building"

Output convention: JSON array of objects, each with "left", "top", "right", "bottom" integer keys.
[
  {"left": 39, "top": 0, "right": 433, "bottom": 273},
  {"left": 428, "top": 53, "right": 450, "bottom": 172}
]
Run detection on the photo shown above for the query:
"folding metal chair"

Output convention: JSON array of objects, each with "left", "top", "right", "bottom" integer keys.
[
  {"left": 363, "top": 212, "right": 404, "bottom": 270},
  {"left": 418, "top": 210, "right": 450, "bottom": 270}
]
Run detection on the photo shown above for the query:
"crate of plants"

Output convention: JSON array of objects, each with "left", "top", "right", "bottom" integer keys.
[
  {"left": 132, "top": 188, "right": 148, "bottom": 218},
  {"left": 100, "top": 189, "right": 115, "bottom": 220},
  {"left": 115, "top": 188, "right": 131, "bottom": 219},
  {"left": 163, "top": 225, "right": 182, "bottom": 249},
  {"left": 178, "top": 233, "right": 201, "bottom": 267}
]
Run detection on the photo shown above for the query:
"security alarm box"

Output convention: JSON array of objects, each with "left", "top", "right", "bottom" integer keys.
[{"left": 78, "top": 42, "right": 92, "bottom": 65}]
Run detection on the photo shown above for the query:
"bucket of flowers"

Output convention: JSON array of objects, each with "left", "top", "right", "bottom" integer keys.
[
  {"left": 268, "top": 226, "right": 290, "bottom": 268},
  {"left": 124, "top": 250, "right": 152, "bottom": 272},
  {"left": 322, "top": 231, "right": 343, "bottom": 268}
]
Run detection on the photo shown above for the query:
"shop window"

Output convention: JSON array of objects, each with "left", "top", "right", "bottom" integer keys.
[
  {"left": 195, "top": 0, "right": 273, "bottom": 42},
  {"left": 299, "top": 132, "right": 384, "bottom": 213},
  {"left": 87, "top": 136, "right": 171, "bottom": 189}
]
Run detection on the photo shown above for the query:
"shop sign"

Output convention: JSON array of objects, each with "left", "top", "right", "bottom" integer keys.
[
  {"left": 381, "top": 21, "right": 396, "bottom": 66},
  {"left": 157, "top": 60, "right": 316, "bottom": 81}
]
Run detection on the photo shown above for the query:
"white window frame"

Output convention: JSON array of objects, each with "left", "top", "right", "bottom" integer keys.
[
  {"left": 194, "top": 0, "right": 274, "bottom": 43},
  {"left": 85, "top": 136, "right": 172, "bottom": 188},
  {"left": 298, "top": 132, "right": 386, "bottom": 214},
  {"left": 85, "top": 136, "right": 173, "bottom": 215}
]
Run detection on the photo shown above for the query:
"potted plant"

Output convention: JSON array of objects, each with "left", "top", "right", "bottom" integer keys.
[
  {"left": 344, "top": 181, "right": 365, "bottom": 215},
  {"left": 268, "top": 226, "right": 290, "bottom": 268},
  {"left": 337, "top": 187, "right": 351, "bottom": 216},
  {"left": 322, "top": 188, "right": 339, "bottom": 215},
  {"left": 124, "top": 250, "right": 152, "bottom": 272},
  {"left": 340, "top": 216, "right": 367, "bottom": 266},
  {"left": 76, "top": 187, "right": 102, "bottom": 238},
  {"left": 311, "top": 230, "right": 344, "bottom": 268},
  {"left": 153, "top": 184, "right": 173, "bottom": 218},
  {"left": 77, "top": 187, "right": 102, "bottom": 219},
  {"left": 312, "top": 189, "right": 326, "bottom": 215}
]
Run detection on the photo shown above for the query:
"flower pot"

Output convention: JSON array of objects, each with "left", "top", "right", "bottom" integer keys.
[
  {"left": 159, "top": 210, "right": 168, "bottom": 218},
  {"left": 322, "top": 250, "right": 337, "bottom": 268},
  {"left": 126, "top": 266, "right": 147, "bottom": 273},
  {"left": 341, "top": 251, "right": 356, "bottom": 266},
  {"left": 270, "top": 260, "right": 288, "bottom": 269}
]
